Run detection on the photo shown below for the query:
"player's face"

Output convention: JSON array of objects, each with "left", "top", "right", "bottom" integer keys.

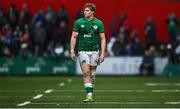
[{"left": 84, "top": 7, "right": 94, "bottom": 18}]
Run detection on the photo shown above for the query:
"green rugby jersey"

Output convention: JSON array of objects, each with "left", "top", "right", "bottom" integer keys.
[{"left": 73, "top": 17, "right": 105, "bottom": 51}]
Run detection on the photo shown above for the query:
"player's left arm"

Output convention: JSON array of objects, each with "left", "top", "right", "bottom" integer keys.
[{"left": 99, "top": 32, "right": 106, "bottom": 63}]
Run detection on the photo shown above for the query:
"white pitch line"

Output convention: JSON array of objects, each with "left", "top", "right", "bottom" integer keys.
[
  {"left": 45, "top": 89, "right": 53, "bottom": 94},
  {"left": 0, "top": 95, "right": 32, "bottom": 98},
  {"left": 52, "top": 89, "right": 180, "bottom": 93},
  {"left": 95, "top": 101, "right": 158, "bottom": 104},
  {"left": 67, "top": 78, "right": 72, "bottom": 83},
  {"left": 31, "top": 101, "right": 159, "bottom": 105},
  {"left": 33, "top": 94, "right": 43, "bottom": 99},
  {"left": 145, "top": 83, "right": 180, "bottom": 86},
  {"left": 17, "top": 101, "right": 31, "bottom": 106},
  {"left": 94, "top": 90, "right": 146, "bottom": 92},
  {"left": 42, "top": 95, "right": 124, "bottom": 98},
  {"left": 165, "top": 101, "right": 180, "bottom": 104},
  {"left": 1, "top": 89, "right": 180, "bottom": 93},
  {"left": 0, "top": 90, "right": 50, "bottom": 92},
  {"left": 53, "top": 89, "right": 146, "bottom": 92},
  {"left": 59, "top": 82, "right": 65, "bottom": 87},
  {"left": 145, "top": 83, "right": 170, "bottom": 86},
  {"left": 174, "top": 83, "right": 180, "bottom": 86},
  {"left": 152, "top": 89, "right": 180, "bottom": 92}
]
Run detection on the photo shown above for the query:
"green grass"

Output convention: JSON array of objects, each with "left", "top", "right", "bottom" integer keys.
[{"left": 0, "top": 76, "right": 180, "bottom": 108}]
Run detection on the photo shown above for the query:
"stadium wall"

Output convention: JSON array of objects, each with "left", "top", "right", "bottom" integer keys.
[
  {"left": 1, "top": 0, "right": 180, "bottom": 43},
  {"left": 76, "top": 57, "right": 169, "bottom": 76},
  {"left": 0, "top": 57, "right": 169, "bottom": 76},
  {"left": 0, "top": 57, "right": 75, "bottom": 75}
]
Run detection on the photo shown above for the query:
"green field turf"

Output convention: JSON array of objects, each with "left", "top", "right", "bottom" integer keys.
[{"left": 0, "top": 76, "right": 180, "bottom": 108}]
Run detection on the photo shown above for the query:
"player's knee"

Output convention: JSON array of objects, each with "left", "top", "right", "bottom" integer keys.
[{"left": 83, "top": 70, "right": 90, "bottom": 78}]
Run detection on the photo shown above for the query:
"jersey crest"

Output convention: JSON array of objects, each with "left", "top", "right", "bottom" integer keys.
[{"left": 93, "top": 25, "right": 98, "bottom": 30}]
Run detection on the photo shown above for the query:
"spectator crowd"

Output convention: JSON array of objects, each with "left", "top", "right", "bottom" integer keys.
[
  {"left": 0, "top": 4, "right": 180, "bottom": 66},
  {"left": 0, "top": 4, "right": 70, "bottom": 59},
  {"left": 107, "top": 12, "right": 180, "bottom": 65}
]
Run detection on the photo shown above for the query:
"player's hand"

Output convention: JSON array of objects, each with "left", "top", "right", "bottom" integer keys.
[
  {"left": 99, "top": 53, "right": 105, "bottom": 63},
  {"left": 70, "top": 52, "right": 76, "bottom": 61}
]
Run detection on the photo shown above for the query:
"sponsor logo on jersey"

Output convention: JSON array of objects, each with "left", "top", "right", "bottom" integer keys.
[
  {"left": 84, "top": 34, "right": 92, "bottom": 38},
  {"left": 81, "top": 24, "right": 85, "bottom": 28}
]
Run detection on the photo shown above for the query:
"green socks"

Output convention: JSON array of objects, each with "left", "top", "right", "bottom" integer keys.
[{"left": 84, "top": 83, "right": 93, "bottom": 96}]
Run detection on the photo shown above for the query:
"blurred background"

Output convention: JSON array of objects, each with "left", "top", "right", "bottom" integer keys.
[
  {"left": 1, "top": 0, "right": 180, "bottom": 108},
  {"left": 0, "top": 0, "right": 180, "bottom": 76}
]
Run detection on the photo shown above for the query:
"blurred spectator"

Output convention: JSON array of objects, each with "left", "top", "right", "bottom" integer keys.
[
  {"left": 21, "top": 24, "right": 30, "bottom": 52},
  {"left": 75, "top": 9, "right": 84, "bottom": 20},
  {"left": 7, "top": 4, "right": 19, "bottom": 30},
  {"left": 45, "top": 5, "right": 55, "bottom": 22},
  {"left": 175, "top": 43, "right": 180, "bottom": 63},
  {"left": 46, "top": 41, "right": 54, "bottom": 56},
  {"left": 0, "top": 5, "right": 7, "bottom": 29},
  {"left": 124, "top": 43, "right": 134, "bottom": 56},
  {"left": 109, "top": 15, "right": 119, "bottom": 37},
  {"left": 119, "top": 12, "right": 133, "bottom": 43},
  {"left": 157, "top": 43, "right": 167, "bottom": 57},
  {"left": 46, "top": 41, "right": 64, "bottom": 59},
  {"left": 1, "top": 46, "right": 11, "bottom": 57},
  {"left": 50, "top": 20, "right": 68, "bottom": 52},
  {"left": 12, "top": 25, "right": 23, "bottom": 55},
  {"left": 53, "top": 43, "right": 64, "bottom": 58},
  {"left": 140, "top": 44, "right": 157, "bottom": 76},
  {"left": 130, "top": 30, "right": 144, "bottom": 56},
  {"left": 0, "top": 32, "right": 3, "bottom": 56},
  {"left": 112, "top": 33, "right": 126, "bottom": 56},
  {"left": 166, "top": 13, "right": 179, "bottom": 42},
  {"left": 166, "top": 43, "right": 177, "bottom": 64},
  {"left": 19, "top": 43, "right": 30, "bottom": 59},
  {"left": 1, "top": 26, "right": 13, "bottom": 57},
  {"left": 1, "top": 24, "right": 9, "bottom": 41},
  {"left": 58, "top": 21, "right": 69, "bottom": 50},
  {"left": 33, "top": 21, "right": 47, "bottom": 56},
  {"left": 21, "top": 24, "right": 29, "bottom": 42},
  {"left": 118, "top": 26, "right": 127, "bottom": 43},
  {"left": 32, "top": 9, "right": 45, "bottom": 26},
  {"left": 56, "top": 5, "right": 69, "bottom": 25},
  {"left": 45, "top": 5, "right": 56, "bottom": 45},
  {"left": 144, "top": 16, "right": 157, "bottom": 45},
  {"left": 19, "top": 3, "right": 31, "bottom": 28},
  {"left": 107, "top": 37, "right": 116, "bottom": 56},
  {"left": 64, "top": 43, "right": 70, "bottom": 57}
]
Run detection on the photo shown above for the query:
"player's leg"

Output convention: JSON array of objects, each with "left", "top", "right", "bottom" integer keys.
[
  {"left": 80, "top": 64, "right": 94, "bottom": 102},
  {"left": 80, "top": 64, "right": 91, "bottom": 84},
  {"left": 90, "top": 66, "right": 97, "bottom": 87},
  {"left": 78, "top": 52, "right": 94, "bottom": 102},
  {"left": 90, "top": 51, "right": 99, "bottom": 87}
]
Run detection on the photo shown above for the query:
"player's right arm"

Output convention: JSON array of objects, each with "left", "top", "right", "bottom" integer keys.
[{"left": 70, "top": 31, "right": 78, "bottom": 61}]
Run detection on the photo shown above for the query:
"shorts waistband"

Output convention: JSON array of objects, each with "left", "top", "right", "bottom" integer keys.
[{"left": 79, "top": 51, "right": 99, "bottom": 53}]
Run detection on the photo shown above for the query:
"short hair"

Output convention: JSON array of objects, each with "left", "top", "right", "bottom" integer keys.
[{"left": 84, "top": 3, "right": 96, "bottom": 12}]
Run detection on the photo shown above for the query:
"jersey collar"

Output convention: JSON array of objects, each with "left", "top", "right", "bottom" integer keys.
[{"left": 84, "top": 17, "right": 95, "bottom": 22}]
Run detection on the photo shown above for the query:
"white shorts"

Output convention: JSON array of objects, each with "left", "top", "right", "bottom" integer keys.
[{"left": 78, "top": 51, "right": 99, "bottom": 66}]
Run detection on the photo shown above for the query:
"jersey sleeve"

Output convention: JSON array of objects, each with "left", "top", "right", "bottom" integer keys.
[
  {"left": 73, "top": 20, "right": 79, "bottom": 32},
  {"left": 99, "top": 21, "right": 105, "bottom": 33}
]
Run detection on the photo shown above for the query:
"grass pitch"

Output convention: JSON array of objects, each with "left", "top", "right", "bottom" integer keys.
[{"left": 0, "top": 76, "right": 180, "bottom": 108}]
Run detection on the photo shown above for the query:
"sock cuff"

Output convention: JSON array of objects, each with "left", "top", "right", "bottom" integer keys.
[{"left": 84, "top": 83, "right": 93, "bottom": 88}]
